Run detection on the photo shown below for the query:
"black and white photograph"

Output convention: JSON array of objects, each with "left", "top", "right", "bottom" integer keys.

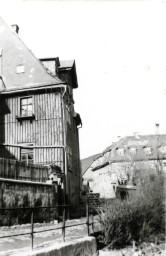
[{"left": 0, "top": 0, "right": 165, "bottom": 255}]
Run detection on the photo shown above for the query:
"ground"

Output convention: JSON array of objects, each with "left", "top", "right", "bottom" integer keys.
[
  {"left": 98, "top": 243, "right": 165, "bottom": 256},
  {"left": 0, "top": 216, "right": 100, "bottom": 255}
]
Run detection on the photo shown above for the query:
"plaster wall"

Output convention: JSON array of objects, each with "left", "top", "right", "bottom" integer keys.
[{"left": 92, "top": 160, "right": 164, "bottom": 198}]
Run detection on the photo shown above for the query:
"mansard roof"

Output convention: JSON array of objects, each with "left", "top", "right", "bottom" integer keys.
[
  {"left": 90, "top": 134, "right": 166, "bottom": 171},
  {"left": 0, "top": 17, "right": 64, "bottom": 93}
]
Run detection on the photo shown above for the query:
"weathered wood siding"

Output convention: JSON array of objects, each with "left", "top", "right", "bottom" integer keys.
[
  {"left": 0, "top": 91, "right": 64, "bottom": 168},
  {"left": 0, "top": 157, "right": 48, "bottom": 182}
]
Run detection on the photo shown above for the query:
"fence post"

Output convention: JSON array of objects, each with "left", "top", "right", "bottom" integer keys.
[
  {"left": 31, "top": 209, "right": 34, "bottom": 250},
  {"left": 132, "top": 240, "right": 135, "bottom": 251},
  {"left": 91, "top": 213, "right": 94, "bottom": 234},
  {"left": 86, "top": 203, "right": 89, "bottom": 236},
  {"left": 62, "top": 207, "right": 65, "bottom": 242}
]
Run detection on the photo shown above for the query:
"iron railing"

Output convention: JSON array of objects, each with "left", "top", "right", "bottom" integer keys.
[{"left": 0, "top": 204, "right": 96, "bottom": 251}]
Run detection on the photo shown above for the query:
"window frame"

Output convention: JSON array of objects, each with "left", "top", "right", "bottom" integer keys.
[
  {"left": 16, "top": 96, "right": 35, "bottom": 122},
  {"left": 20, "top": 96, "right": 34, "bottom": 117},
  {"left": 20, "top": 144, "right": 34, "bottom": 164}
]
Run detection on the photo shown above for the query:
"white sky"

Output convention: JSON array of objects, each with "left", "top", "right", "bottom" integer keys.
[{"left": 0, "top": 0, "right": 166, "bottom": 159}]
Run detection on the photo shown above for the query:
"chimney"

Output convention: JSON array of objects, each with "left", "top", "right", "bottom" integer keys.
[
  {"left": 11, "top": 24, "right": 19, "bottom": 34},
  {"left": 117, "top": 136, "right": 121, "bottom": 141},
  {"left": 134, "top": 132, "right": 140, "bottom": 139},
  {"left": 155, "top": 123, "right": 159, "bottom": 135}
]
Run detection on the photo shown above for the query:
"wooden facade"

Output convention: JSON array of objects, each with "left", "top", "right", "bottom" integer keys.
[
  {"left": 0, "top": 90, "right": 64, "bottom": 166},
  {"left": 0, "top": 85, "right": 81, "bottom": 206}
]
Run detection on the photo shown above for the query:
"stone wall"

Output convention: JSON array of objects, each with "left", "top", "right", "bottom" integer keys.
[
  {"left": 0, "top": 178, "right": 58, "bottom": 225},
  {"left": 15, "top": 236, "right": 97, "bottom": 256},
  {"left": 0, "top": 178, "right": 57, "bottom": 208}
]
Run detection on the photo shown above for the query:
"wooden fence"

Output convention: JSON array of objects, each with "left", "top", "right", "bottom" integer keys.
[{"left": 0, "top": 157, "right": 49, "bottom": 182}]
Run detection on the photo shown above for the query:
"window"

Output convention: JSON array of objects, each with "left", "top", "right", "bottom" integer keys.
[
  {"left": 129, "top": 147, "right": 137, "bottom": 155},
  {"left": 20, "top": 97, "right": 33, "bottom": 117},
  {"left": 16, "top": 65, "right": 25, "bottom": 74},
  {"left": 20, "top": 147, "right": 34, "bottom": 164},
  {"left": 117, "top": 148, "right": 124, "bottom": 156},
  {"left": 144, "top": 147, "right": 152, "bottom": 156}
]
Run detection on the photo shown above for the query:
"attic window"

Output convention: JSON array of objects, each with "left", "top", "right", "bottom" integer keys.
[
  {"left": 16, "top": 65, "right": 25, "bottom": 74},
  {"left": 129, "top": 147, "right": 137, "bottom": 155},
  {"left": 144, "top": 147, "right": 152, "bottom": 156},
  {"left": 117, "top": 148, "right": 124, "bottom": 156}
]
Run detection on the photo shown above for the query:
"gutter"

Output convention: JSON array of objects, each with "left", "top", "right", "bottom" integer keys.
[
  {"left": 92, "top": 157, "right": 166, "bottom": 172},
  {"left": 0, "top": 83, "right": 65, "bottom": 95}
]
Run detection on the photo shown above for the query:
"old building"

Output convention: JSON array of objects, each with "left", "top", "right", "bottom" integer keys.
[
  {"left": 0, "top": 18, "right": 82, "bottom": 207},
  {"left": 83, "top": 130, "right": 166, "bottom": 199},
  {"left": 81, "top": 153, "right": 100, "bottom": 192}
]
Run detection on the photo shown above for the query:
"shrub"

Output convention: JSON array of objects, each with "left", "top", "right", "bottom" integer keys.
[{"left": 98, "top": 172, "right": 165, "bottom": 248}]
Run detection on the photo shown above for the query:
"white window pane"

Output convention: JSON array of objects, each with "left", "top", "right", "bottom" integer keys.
[
  {"left": 27, "top": 97, "right": 32, "bottom": 104},
  {"left": 21, "top": 107, "right": 28, "bottom": 116},
  {"left": 21, "top": 98, "right": 28, "bottom": 105},
  {"left": 27, "top": 105, "right": 33, "bottom": 115},
  {"left": 16, "top": 65, "right": 25, "bottom": 74}
]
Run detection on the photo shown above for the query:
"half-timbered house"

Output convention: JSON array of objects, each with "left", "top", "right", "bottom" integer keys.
[{"left": 0, "top": 18, "right": 82, "bottom": 206}]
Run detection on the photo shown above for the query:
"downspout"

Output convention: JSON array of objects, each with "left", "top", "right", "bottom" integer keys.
[
  {"left": 77, "top": 125, "right": 82, "bottom": 204},
  {"left": 61, "top": 85, "right": 68, "bottom": 204}
]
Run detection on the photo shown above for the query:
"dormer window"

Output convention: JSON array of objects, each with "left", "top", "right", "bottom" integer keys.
[
  {"left": 129, "top": 147, "right": 137, "bottom": 155},
  {"left": 20, "top": 97, "right": 33, "bottom": 117},
  {"left": 117, "top": 148, "right": 124, "bottom": 156},
  {"left": 144, "top": 147, "right": 152, "bottom": 156}
]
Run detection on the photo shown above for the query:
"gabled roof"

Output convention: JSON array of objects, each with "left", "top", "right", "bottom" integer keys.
[
  {"left": 0, "top": 17, "right": 64, "bottom": 93},
  {"left": 90, "top": 134, "right": 166, "bottom": 171},
  {"left": 81, "top": 153, "right": 100, "bottom": 175}
]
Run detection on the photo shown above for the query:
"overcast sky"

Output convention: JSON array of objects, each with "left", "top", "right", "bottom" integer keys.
[{"left": 0, "top": 0, "right": 166, "bottom": 159}]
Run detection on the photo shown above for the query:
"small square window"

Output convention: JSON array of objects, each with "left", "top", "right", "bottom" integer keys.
[{"left": 16, "top": 65, "right": 25, "bottom": 74}]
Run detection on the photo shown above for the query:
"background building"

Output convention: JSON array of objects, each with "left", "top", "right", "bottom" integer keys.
[{"left": 82, "top": 128, "right": 166, "bottom": 198}]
